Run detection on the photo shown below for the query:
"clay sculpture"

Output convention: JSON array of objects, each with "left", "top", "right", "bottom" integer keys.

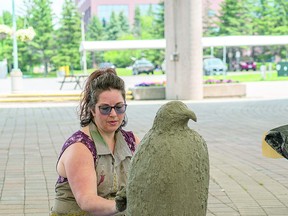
[{"left": 126, "top": 101, "right": 210, "bottom": 216}]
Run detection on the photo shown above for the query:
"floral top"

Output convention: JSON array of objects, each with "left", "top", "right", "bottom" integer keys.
[
  {"left": 56, "top": 130, "right": 97, "bottom": 184},
  {"left": 50, "top": 126, "right": 136, "bottom": 216}
]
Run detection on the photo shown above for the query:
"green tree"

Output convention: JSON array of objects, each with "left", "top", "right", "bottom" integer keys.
[
  {"left": 252, "top": 0, "right": 288, "bottom": 35},
  {"left": 215, "top": 0, "right": 256, "bottom": 63},
  {"left": 52, "top": 0, "right": 81, "bottom": 73},
  {"left": 17, "top": 16, "right": 40, "bottom": 74},
  {"left": 105, "top": 11, "right": 121, "bottom": 40},
  {"left": 217, "top": 0, "right": 252, "bottom": 36},
  {"left": 273, "top": 0, "right": 288, "bottom": 35},
  {"left": 25, "top": 0, "right": 55, "bottom": 75},
  {"left": 148, "top": 1, "right": 165, "bottom": 67},
  {"left": 0, "top": 12, "right": 13, "bottom": 69},
  {"left": 251, "top": 0, "right": 288, "bottom": 61},
  {"left": 152, "top": 1, "right": 164, "bottom": 39},
  {"left": 132, "top": 7, "right": 141, "bottom": 38},
  {"left": 1, "top": 11, "right": 12, "bottom": 25},
  {"left": 215, "top": 0, "right": 288, "bottom": 62},
  {"left": 118, "top": 11, "right": 130, "bottom": 36},
  {"left": 86, "top": 16, "right": 104, "bottom": 68},
  {"left": 104, "top": 34, "right": 142, "bottom": 68},
  {"left": 138, "top": 5, "right": 163, "bottom": 65}
]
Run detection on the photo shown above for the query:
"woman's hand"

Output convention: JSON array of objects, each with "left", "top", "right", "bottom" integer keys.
[{"left": 115, "top": 186, "right": 127, "bottom": 212}]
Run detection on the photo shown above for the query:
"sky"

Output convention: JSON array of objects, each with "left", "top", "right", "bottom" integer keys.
[{"left": 0, "top": 0, "right": 64, "bottom": 21}]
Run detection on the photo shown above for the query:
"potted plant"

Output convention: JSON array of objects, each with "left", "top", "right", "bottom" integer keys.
[
  {"left": 0, "top": 24, "right": 12, "bottom": 39},
  {"left": 203, "top": 79, "right": 246, "bottom": 98},
  {"left": 129, "top": 81, "right": 166, "bottom": 100}
]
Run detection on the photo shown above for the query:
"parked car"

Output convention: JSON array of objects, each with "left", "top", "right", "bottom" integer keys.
[
  {"left": 239, "top": 58, "right": 257, "bottom": 71},
  {"left": 98, "top": 62, "right": 116, "bottom": 69},
  {"left": 132, "top": 58, "right": 155, "bottom": 75},
  {"left": 203, "top": 57, "right": 227, "bottom": 76}
]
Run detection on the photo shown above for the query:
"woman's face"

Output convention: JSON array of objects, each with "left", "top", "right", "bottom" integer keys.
[{"left": 92, "top": 89, "right": 126, "bottom": 134}]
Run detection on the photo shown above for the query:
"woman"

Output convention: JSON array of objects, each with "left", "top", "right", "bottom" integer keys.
[{"left": 50, "top": 68, "right": 140, "bottom": 215}]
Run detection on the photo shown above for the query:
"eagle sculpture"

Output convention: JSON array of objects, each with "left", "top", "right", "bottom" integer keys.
[{"left": 127, "top": 101, "right": 210, "bottom": 216}]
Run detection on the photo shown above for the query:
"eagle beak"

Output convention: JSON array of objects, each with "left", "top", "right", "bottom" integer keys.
[{"left": 188, "top": 110, "right": 197, "bottom": 122}]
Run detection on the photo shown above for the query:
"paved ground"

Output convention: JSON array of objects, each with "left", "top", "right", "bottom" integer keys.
[
  {"left": 0, "top": 74, "right": 288, "bottom": 100},
  {"left": 0, "top": 76, "right": 288, "bottom": 215}
]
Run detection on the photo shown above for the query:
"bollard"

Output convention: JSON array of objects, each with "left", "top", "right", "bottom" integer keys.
[
  {"left": 10, "top": 69, "right": 23, "bottom": 93},
  {"left": 260, "top": 65, "right": 266, "bottom": 80}
]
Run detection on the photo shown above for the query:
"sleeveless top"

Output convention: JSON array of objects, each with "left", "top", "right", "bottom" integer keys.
[{"left": 50, "top": 124, "right": 136, "bottom": 216}]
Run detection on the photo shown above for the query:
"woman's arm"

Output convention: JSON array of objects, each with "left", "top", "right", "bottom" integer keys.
[
  {"left": 134, "top": 135, "right": 141, "bottom": 146},
  {"left": 59, "top": 142, "right": 118, "bottom": 216}
]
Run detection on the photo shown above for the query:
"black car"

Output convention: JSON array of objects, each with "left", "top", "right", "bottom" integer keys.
[{"left": 132, "top": 58, "right": 155, "bottom": 75}]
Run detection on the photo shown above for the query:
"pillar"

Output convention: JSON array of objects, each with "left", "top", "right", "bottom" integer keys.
[
  {"left": 11, "top": 0, "right": 23, "bottom": 93},
  {"left": 165, "top": 0, "right": 203, "bottom": 100}
]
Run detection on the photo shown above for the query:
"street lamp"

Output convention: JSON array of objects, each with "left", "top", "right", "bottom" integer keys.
[{"left": 11, "top": 0, "right": 23, "bottom": 93}]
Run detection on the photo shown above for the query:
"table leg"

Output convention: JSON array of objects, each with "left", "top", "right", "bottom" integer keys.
[
  {"left": 59, "top": 76, "right": 66, "bottom": 90},
  {"left": 74, "top": 77, "right": 82, "bottom": 89}
]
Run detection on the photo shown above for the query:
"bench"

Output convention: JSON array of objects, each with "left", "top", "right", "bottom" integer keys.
[{"left": 59, "top": 74, "right": 88, "bottom": 90}]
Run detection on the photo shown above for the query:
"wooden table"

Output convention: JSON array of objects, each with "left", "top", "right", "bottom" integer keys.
[{"left": 59, "top": 74, "right": 88, "bottom": 90}]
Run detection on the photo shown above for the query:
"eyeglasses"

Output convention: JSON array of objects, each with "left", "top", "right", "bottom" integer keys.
[{"left": 98, "top": 103, "right": 127, "bottom": 115}]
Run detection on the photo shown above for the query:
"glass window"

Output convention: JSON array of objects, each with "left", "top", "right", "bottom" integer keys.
[
  {"left": 137, "top": 4, "right": 160, "bottom": 16},
  {"left": 207, "top": 10, "right": 216, "bottom": 17},
  {"left": 98, "top": 5, "right": 129, "bottom": 22}
]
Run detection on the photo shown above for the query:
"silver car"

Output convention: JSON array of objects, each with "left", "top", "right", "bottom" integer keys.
[
  {"left": 203, "top": 58, "right": 227, "bottom": 76},
  {"left": 132, "top": 58, "right": 155, "bottom": 75}
]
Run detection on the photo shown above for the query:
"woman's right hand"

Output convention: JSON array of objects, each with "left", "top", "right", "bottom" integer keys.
[{"left": 115, "top": 186, "right": 127, "bottom": 212}]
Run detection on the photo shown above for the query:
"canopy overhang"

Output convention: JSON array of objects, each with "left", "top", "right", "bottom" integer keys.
[
  {"left": 202, "top": 35, "right": 288, "bottom": 47},
  {"left": 79, "top": 39, "right": 166, "bottom": 52},
  {"left": 79, "top": 35, "right": 288, "bottom": 52}
]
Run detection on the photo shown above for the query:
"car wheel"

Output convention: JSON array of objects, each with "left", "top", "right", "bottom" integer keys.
[{"left": 151, "top": 71, "right": 154, "bottom": 75}]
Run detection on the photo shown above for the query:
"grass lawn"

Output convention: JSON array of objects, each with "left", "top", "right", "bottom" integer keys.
[
  {"left": 206, "top": 71, "right": 288, "bottom": 82},
  {"left": 23, "top": 68, "right": 288, "bottom": 82}
]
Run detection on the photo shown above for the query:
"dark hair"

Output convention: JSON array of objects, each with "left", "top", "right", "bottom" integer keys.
[{"left": 78, "top": 68, "right": 127, "bottom": 127}]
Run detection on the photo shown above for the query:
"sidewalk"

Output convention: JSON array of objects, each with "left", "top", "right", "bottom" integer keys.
[
  {"left": 1, "top": 97, "right": 288, "bottom": 215},
  {"left": 0, "top": 76, "right": 288, "bottom": 101},
  {"left": 0, "top": 76, "right": 288, "bottom": 215}
]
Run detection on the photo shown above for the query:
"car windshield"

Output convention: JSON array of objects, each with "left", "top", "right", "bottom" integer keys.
[
  {"left": 241, "top": 57, "right": 253, "bottom": 62},
  {"left": 99, "top": 62, "right": 115, "bottom": 69},
  {"left": 205, "top": 58, "right": 223, "bottom": 66},
  {"left": 100, "top": 63, "right": 111, "bottom": 66},
  {"left": 137, "top": 60, "right": 149, "bottom": 64}
]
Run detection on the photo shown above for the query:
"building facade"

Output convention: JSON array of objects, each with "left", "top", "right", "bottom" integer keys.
[
  {"left": 75, "top": 0, "right": 224, "bottom": 28},
  {"left": 75, "top": 0, "right": 162, "bottom": 26}
]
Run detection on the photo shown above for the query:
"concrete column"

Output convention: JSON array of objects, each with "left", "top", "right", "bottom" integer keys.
[
  {"left": 10, "top": 69, "right": 23, "bottom": 93},
  {"left": 165, "top": 0, "right": 203, "bottom": 100},
  {"left": 11, "top": 0, "right": 23, "bottom": 93}
]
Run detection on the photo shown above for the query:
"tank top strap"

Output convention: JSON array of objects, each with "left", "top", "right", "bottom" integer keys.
[{"left": 120, "top": 129, "right": 136, "bottom": 154}]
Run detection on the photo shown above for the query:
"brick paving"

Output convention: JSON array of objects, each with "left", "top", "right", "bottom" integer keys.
[
  {"left": 0, "top": 98, "right": 288, "bottom": 215},
  {"left": 0, "top": 76, "right": 288, "bottom": 215}
]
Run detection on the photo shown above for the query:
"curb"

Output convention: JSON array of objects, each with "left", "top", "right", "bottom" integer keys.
[{"left": 0, "top": 91, "right": 134, "bottom": 103}]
